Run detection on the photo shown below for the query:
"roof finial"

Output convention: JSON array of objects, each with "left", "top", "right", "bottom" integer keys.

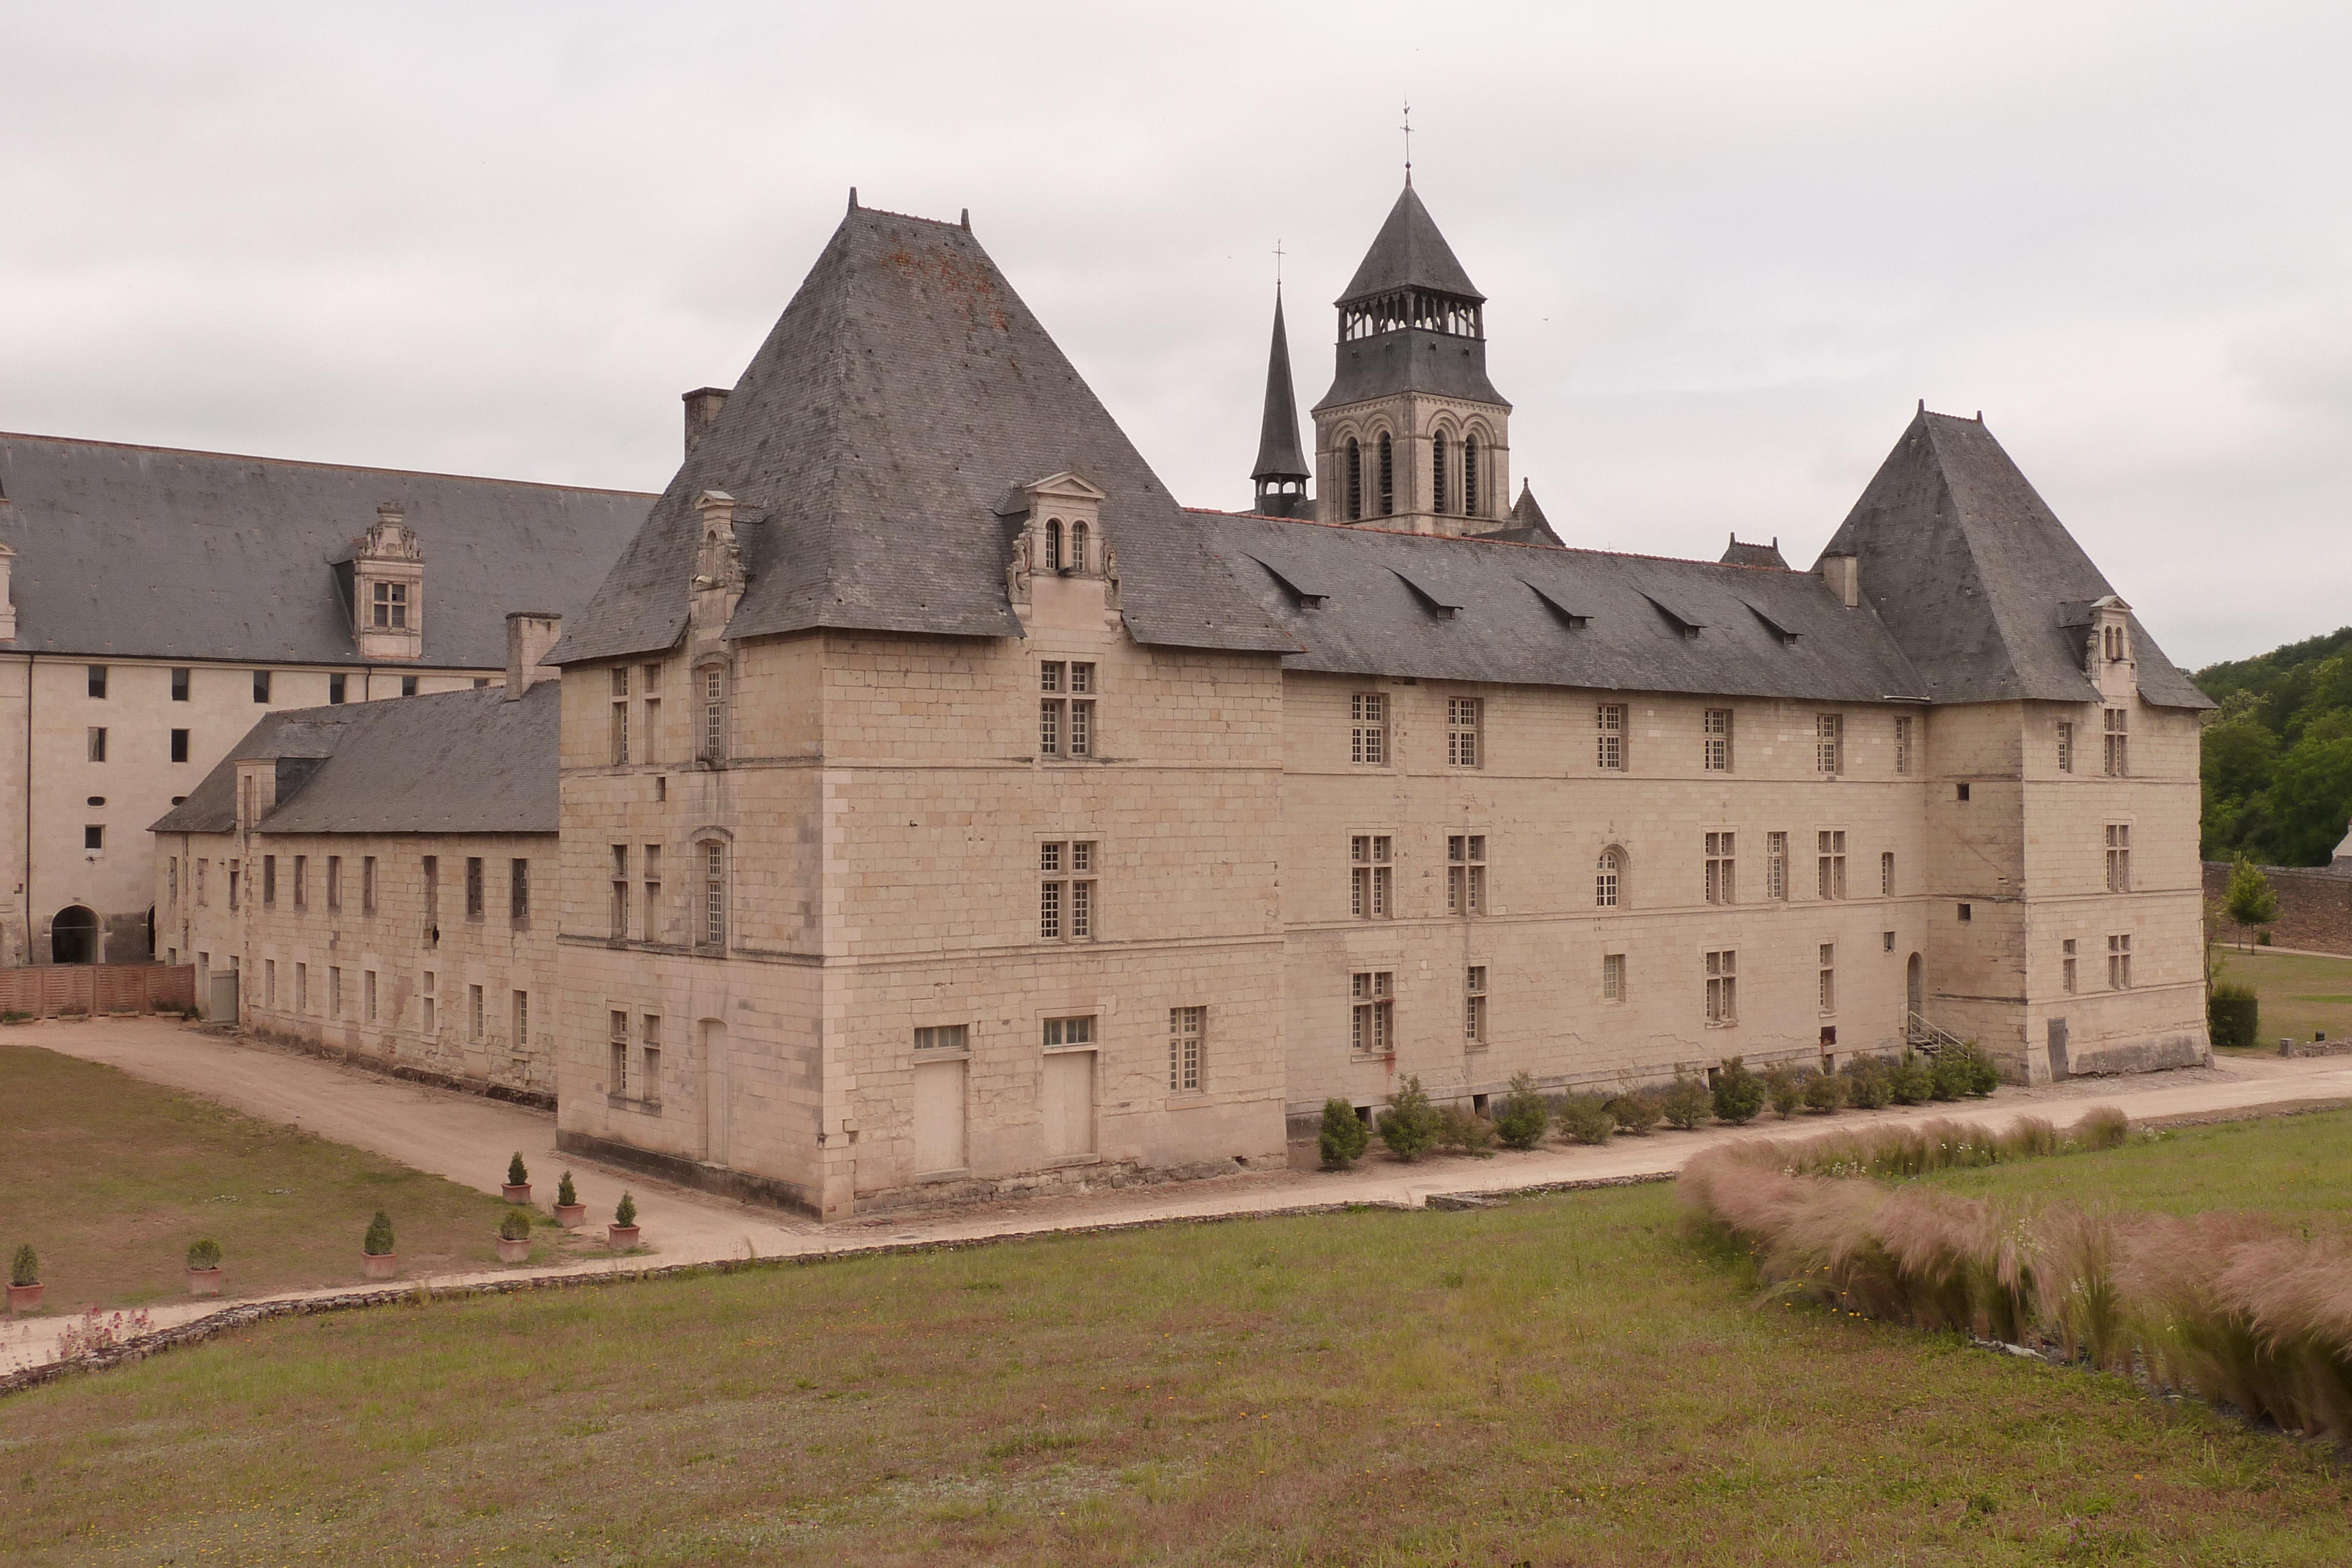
[
  {"left": 1401, "top": 98, "right": 1414, "bottom": 185},
  {"left": 1273, "top": 237, "right": 1285, "bottom": 290}
]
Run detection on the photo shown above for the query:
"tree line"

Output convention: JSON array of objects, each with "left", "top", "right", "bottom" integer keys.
[{"left": 2196, "top": 625, "right": 2352, "bottom": 865}]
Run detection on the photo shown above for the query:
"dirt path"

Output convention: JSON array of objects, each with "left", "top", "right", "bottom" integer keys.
[{"left": 8, "top": 1018, "right": 2351, "bottom": 1374}]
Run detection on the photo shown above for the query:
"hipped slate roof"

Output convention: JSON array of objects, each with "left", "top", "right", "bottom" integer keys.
[
  {"left": 1815, "top": 411, "right": 2210, "bottom": 710},
  {"left": 1337, "top": 183, "right": 1485, "bottom": 303},
  {"left": 552, "top": 205, "right": 1294, "bottom": 666},
  {"left": 152, "top": 682, "right": 559, "bottom": 837},
  {"left": 1195, "top": 511, "right": 1929, "bottom": 701},
  {"left": 0, "top": 434, "right": 649, "bottom": 666}
]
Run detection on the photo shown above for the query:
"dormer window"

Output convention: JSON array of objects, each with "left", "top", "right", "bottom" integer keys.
[
  {"left": 1070, "top": 521, "right": 1089, "bottom": 573},
  {"left": 1013, "top": 473, "right": 1108, "bottom": 598},
  {"left": 1046, "top": 520, "right": 1064, "bottom": 571},
  {"left": 347, "top": 501, "right": 424, "bottom": 661},
  {"left": 2102, "top": 623, "right": 2127, "bottom": 661},
  {"left": 372, "top": 581, "right": 409, "bottom": 629}
]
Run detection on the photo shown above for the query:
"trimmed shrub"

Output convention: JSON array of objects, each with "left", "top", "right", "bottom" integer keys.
[
  {"left": 1659, "top": 1074, "right": 1713, "bottom": 1131},
  {"left": 2208, "top": 982, "right": 2259, "bottom": 1051},
  {"left": 185, "top": 1238, "right": 222, "bottom": 1271},
  {"left": 1435, "top": 1103, "right": 1496, "bottom": 1156},
  {"left": 1889, "top": 1054, "right": 1934, "bottom": 1105},
  {"left": 1377, "top": 1076, "right": 1441, "bottom": 1161},
  {"left": 362, "top": 1212, "right": 395, "bottom": 1256},
  {"left": 1318, "top": 1098, "right": 1369, "bottom": 1169},
  {"left": 506, "top": 1152, "right": 529, "bottom": 1187},
  {"left": 2074, "top": 1105, "right": 2129, "bottom": 1150},
  {"left": 1802, "top": 1072, "right": 1849, "bottom": 1114},
  {"left": 1712, "top": 1057, "right": 1765, "bottom": 1126},
  {"left": 1558, "top": 1094, "right": 1616, "bottom": 1146},
  {"left": 1963, "top": 1045, "right": 2002, "bottom": 1097},
  {"left": 1605, "top": 1090, "right": 1663, "bottom": 1136},
  {"left": 10, "top": 1243, "right": 38, "bottom": 1286},
  {"left": 1843, "top": 1055, "right": 1894, "bottom": 1110},
  {"left": 1764, "top": 1062, "right": 1807, "bottom": 1119},
  {"left": 614, "top": 1192, "right": 638, "bottom": 1228},
  {"left": 1494, "top": 1073, "right": 1551, "bottom": 1150},
  {"left": 499, "top": 1208, "right": 534, "bottom": 1242},
  {"left": 556, "top": 1171, "right": 579, "bottom": 1207},
  {"left": 1928, "top": 1052, "right": 1973, "bottom": 1102}
]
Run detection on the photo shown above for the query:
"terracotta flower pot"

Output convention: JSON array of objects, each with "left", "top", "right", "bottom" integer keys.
[
  {"left": 496, "top": 1236, "right": 531, "bottom": 1264},
  {"left": 186, "top": 1266, "right": 223, "bottom": 1298},
  {"left": 501, "top": 1183, "right": 532, "bottom": 1205},
  {"left": 553, "top": 1203, "right": 586, "bottom": 1228},
  {"left": 361, "top": 1252, "right": 399, "bottom": 1281},
  {"left": 607, "top": 1224, "right": 642, "bottom": 1251},
  {"left": 6, "top": 1282, "right": 43, "bottom": 1315}
]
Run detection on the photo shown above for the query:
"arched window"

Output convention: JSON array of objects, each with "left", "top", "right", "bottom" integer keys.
[
  {"left": 1464, "top": 437, "right": 1481, "bottom": 519},
  {"left": 1345, "top": 439, "right": 1362, "bottom": 520},
  {"left": 1594, "top": 849, "right": 1622, "bottom": 909},
  {"left": 699, "top": 663, "right": 729, "bottom": 762},
  {"left": 1070, "top": 521, "right": 1088, "bottom": 573},
  {"left": 1432, "top": 433, "right": 1449, "bottom": 514},
  {"left": 699, "top": 839, "right": 727, "bottom": 950},
  {"left": 1377, "top": 433, "right": 1394, "bottom": 517},
  {"left": 1046, "top": 519, "right": 1064, "bottom": 572}
]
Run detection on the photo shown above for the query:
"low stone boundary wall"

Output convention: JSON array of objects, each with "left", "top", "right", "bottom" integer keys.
[
  {"left": 2280, "top": 1037, "right": 2352, "bottom": 1058},
  {"left": 2203, "top": 859, "right": 2352, "bottom": 955},
  {"left": 0, "top": 964, "right": 193, "bottom": 1019}
]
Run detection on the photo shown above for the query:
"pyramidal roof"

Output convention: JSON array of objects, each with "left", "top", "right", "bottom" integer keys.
[
  {"left": 554, "top": 203, "right": 1294, "bottom": 664},
  {"left": 1251, "top": 290, "right": 1309, "bottom": 483},
  {"left": 1814, "top": 409, "right": 2209, "bottom": 709},
  {"left": 1337, "top": 182, "right": 1484, "bottom": 305}
]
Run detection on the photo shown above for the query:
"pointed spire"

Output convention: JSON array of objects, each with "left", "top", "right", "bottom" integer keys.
[
  {"left": 1251, "top": 289, "right": 1312, "bottom": 517},
  {"left": 1337, "top": 182, "right": 1483, "bottom": 305}
]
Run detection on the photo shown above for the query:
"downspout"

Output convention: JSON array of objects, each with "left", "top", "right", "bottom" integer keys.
[{"left": 22, "top": 652, "right": 32, "bottom": 968}]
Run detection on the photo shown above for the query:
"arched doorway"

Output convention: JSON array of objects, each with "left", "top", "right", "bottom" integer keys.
[
  {"left": 50, "top": 905, "right": 98, "bottom": 966},
  {"left": 1906, "top": 952, "right": 1923, "bottom": 1017}
]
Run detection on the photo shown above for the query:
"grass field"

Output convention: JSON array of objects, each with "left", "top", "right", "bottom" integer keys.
[
  {"left": 0, "top": 1044, "right": 563, "bottom": 1309},
  {"left": 5, "top": 1114, "right": 2349, "bottom": 1565},
  {"left": 2210, "top": 947, "right": 2352, "bottom": 1047},
  {"left": 1926, "top": 1104, "right": 2352, "bottom": 1223}
]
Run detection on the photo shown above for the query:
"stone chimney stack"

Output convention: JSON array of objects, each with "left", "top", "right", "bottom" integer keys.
[
  {"left": 0, "top": 540, "right": 16, "bottom": 641},
  {"left": 504, "top": 611, "right": 562, "bottom": 698},
  {"left": 1820, "top": 553, "right": 1860, "bottom": 609},
  {"left": 681, "top": 387, "right": 730, "bottom": 457}
]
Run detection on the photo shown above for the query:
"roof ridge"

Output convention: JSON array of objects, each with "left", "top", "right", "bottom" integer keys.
[
  {"left": 0, "top": 431, "right": 659, "bottom": 499},
  {"left": 1184, "top": 507, "right": 1810, "bottom": 573},
  {"left": 850, "top": 203, "right": 965, "bottom": 229}
]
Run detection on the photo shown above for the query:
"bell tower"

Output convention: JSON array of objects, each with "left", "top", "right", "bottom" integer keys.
[{"left": 1311, "top": 180, "right": 1511, "bottom": 536}]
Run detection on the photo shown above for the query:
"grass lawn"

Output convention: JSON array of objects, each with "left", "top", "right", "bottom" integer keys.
[
  {"left": 2210, "top": 947, "right": 2352, "bottom": 1048},
  {"left": 5, "top": 1120, "right": 2349, "bottom": 1564},
  {"left": 0, "top": 1043, "right": 563, "bottom": 1310}
]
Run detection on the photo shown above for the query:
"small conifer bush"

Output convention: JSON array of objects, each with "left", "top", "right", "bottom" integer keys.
[
  {"left": 1557, "top": 1093, "right": 1616, "bottom": 1145},
  {"left": 2207, "top": 981, "right": 2259, "bottom": 1051},
  {"left": 614, "top": 1192, "right": 638, "bottom": 1228},
  {"left": 1712, "top": 1057, "right": 1765, "bottom": 1125},
  {"left": 1764, "top": 1062, "right": 1806, "bottom": 1119},
  {"left": 507, "top": 1152, "right": 529, "bottom": 1186},
  {"left": 185, "top": 1239, "right": 222, "bottom": 1271},
  {"left": 1605, "top": 1090, "right": 1663, "bottom": 1135},
  {"left": 1963, "top": 1044, "right": 2002, "bottom": 1096},
  {"left": 1435, "top": 1102, "right": 1496, "bottom": 1155},
  {"left": 1889, "top": 1053, "right": 1933, "bottom": 1105},
  {"left": 1929, "top": 1051, "right": 1973, "bottom": 1101},
  {"left": 1801, "top": 1072, "right": 1849, "bottom": 1114},
  {"left": 362, "top": 1211, "right": 395, "bottom": 1256},
  {"left": 1494, "top": 1072, "right": 1551, "bottom": 1149},
  {"left": 556, "top": 1171, "right": 578, "bottom": 1206},
  {"left": 1317, "top": 1098, "right": 1369, "bottom": 1168},
  {"left": 1842, "top": 1055, "right": 1894, "bottom": 1110},
  {"left": 1659, "top": 1073, "right": 1713, "bottom": 1131},
  {"left": 1376, "top": 1075, "right": 1441, "bottom": 1161},
  {"left": 499, "top": 1208, "right": 533, "bottom": 1242},
  {"left": 11, "top": 1243, "right": 38, "bottom": 1287}
]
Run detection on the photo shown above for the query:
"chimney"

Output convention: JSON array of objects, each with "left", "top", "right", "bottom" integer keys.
[
  {"left": 1820, "top": 553, "right": 1860, "bottom": 609},
  {"left": 504, "top": 611, "right": 561, "bottom": 698},
  {"left": 681, "top": 387, "right": 730, "bottom": 457},
  {"left": 0, "top": 540, "right": 16, "bottom": 641}
]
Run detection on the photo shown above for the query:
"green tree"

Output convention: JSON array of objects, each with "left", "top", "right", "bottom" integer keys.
[
  {"left": 1492, "top": 1073, "right": 1551, "bottom": 1150},
  {"left": 2224, "top": 853, "right": 2281, "bottom": 948},
  {"left": 2254, "top": 723, "right": 2352, "bottom": 866},
  {"left": 1711, "top": 1057, "right": 1765, "bottom": 1125},
  {"left": 1375, "top": 1076, "right": 1441, "bottom": 1161},
  {"left": 1317, "top": 1099, "right": 1369, "bottom": 1168}
]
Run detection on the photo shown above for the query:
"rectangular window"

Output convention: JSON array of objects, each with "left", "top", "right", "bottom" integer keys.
[
  {"left": 1037, "top": 840, "right": 1098, "bottom": 941},
  {"left": 1703, "top": 708, "right": 1733, "bottom": 771},
  {"left": 1596, "top": 703, "right": 1626, "bottom": 770},
  {"left": 168, "top": 857, "right": 179, "bottom": 904},
  {"left": 422, "top": 971, "right": 436, "bottom": 1033},
  {"left": 295, "top": 962, "right": 308, "bottom": 1012},
  {"left": 1818, "top": 944, "right": 1836, "bottom": 1014},
  {"left": 1446, "top": 697, "right": 1482, "bottom": 768},
  {"left": 609, "top": 1010, "right": 629, "bottom": 1095},
  {"left": 1446, "top": 834, "right": 1487, "bottom": 915},
  {"left": 2062, "top": 938, "right": 2078, "bottom": 994},
  {"left": 1464, "top": 965, "right": 1487, "bottom": 1045},
  {"left": 325, "top": 855, "right": 342, "bottom": 912},
  {"left": 329, "top": 673, "right": 346, "bottom": 704},
  {"left": 1037, "top": 661, "right": 1097, "bottom": 759},
  {"left": 1705, "top": 831, "right": 1737, "bottom": 904},
  {"left": 329, "top": 967, "right": 343, "bottom": 1017},
  {"left": 1601, "top": 952, "right": 1626, "bottom": 1002},
  {"left": 1350, "top": 693, "right": 1387, "bottom": 765},
  {"left": 170, "top": 727, "right": 189, "bottom": 763},
  {"left": 465, "top": 857, "right": 483, "bottom": 919},
  {"left": 2057, "top": 721, "right": 2075, "bottom": 774},
  {"left": 263, "top": 959, "right": 276, "bottom": 1008},
  {"left": 1816, "top": 714, "right": 1844, "bottom": 774},
  {"left": 703, "top": 841, "right": 726, "bottom": 947},
  {"left": 87, "top": 664, "right": 107, "bottom": 699},
  {"left": 226, "top": 860, "right": 238, "bottom": 908},
  {"left": 610, "top": 666, "right": 630, "bottom": 765},
  {"left": 1766, "top": 832, "right": 1788, "bottom": 901},
  {"left": 253, "top": 670, "right": 271, "bottom": 704},
  {"left": 2103, "top": 708, "right": 2129, "bottom": 777},
  {"left": 1350, "top": 971, "right": 1394, "bottom": 1055},
  {"left": 1595, "top": 849, "right": 1620, "bottom": 908},
  {"left": 702, "top": 667, "right": 726, "bottom": 760},
  {"left": 362, "top": 856, "right": 377, "bottom": 915},
  {"left": 1893, "top": 716, "right": 1913, "bottom": 776},
  {"left": 422, "top": 855, "right": 438, "bottom": 932},
  {"left": 86, "top": 727, "right": 106, "bottom": 762},
  {"left": 292, "top": 855, "right": 307, "bottom": 910},
  {"left": 643, "top": 844, "right": 663, "bottom": 944},
  {"left": 1880, "top": 851, "right": 1895, "bottom": 897},
  {"left": 469, "top": 984, "right": 485, "bottom": 1042},
  {"left": 915, "top": 1024, "right": 968, "bottom": 1052},
  {"left": 400, "top": 676, "right": 418, "bottom": 698},
  {"left": 1042, "top": 1015, "right": 1095, "bottom": 1047},
  {"left": 512, "top": 990, "right": 529, "bottom": 1048},
  {"left": 1816, "top": 830, "right": 1847, "bottom": 900},
  {"left": 1958, "top": 902, "right": 1973, "bottom": 922},
  {"left": 1349, "top": 834, "right": 1393, "bottom": 918},
  {"left": 1168, "top": 1006, "right": 1204, "bottom": 1092},
  {"left": 510, "top": 858, "right": 529, "bottom": 925},
  {"left": 612, "top": 845, "right": 630, "bottom": 940},
  {"left": 640, "top": 1012, "right": 660, "bottom": 1095},
  {"left": 371, "top": 580, "right": 409, "bottom": 628},
  {"left": 171, "top": 667, "right": 190, "bottom": 702},
  {"left": 2107, "top": 933, "right": 2132, "bottom": 989},
  {"left": 1705, "top": 950, "right": 1738, "bottom": 1025},
  {"left": 641, "top": 664, "right": 663, "bottom": 767},
  {"left": 365, "top": 969, "right": 378, "bottom": 1022},
  {"left": 2106, "top": 824, "right": 2131, "bottom": 892},
  {"left": 253, "top": 855, "right": 272, "bottom": 907},
  {"left": 196, "top": 858, "right": 208, "bottom": 905}
]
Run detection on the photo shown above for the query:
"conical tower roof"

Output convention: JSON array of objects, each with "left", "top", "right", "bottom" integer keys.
[
  {"left": 1251, "top": 290, "right": 1309, "bottom": 483},
  {"left": 1337, "top": 182, "right": 1484, "bottom": 304}
]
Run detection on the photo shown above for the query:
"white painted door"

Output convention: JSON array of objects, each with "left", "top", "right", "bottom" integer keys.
[
  {"left": 1041, "top": 1050, "right": 1096, "bottom": 1158},
  {"left": 700, "top": 1019, "right": 730, "bottom": 1165},
  {"left": 913, "top": 1058, "right": 967, "bottom": 1174}
]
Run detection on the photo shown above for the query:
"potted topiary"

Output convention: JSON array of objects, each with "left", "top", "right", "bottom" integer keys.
[
  {"left": 502, "top": 1152, "right": 531, "bottom": 1206},
  {"left": 361, "top": 1211, "right": 398, "bottom": 1280},
  {"left": 496, "top": 1208, "right": 533, "bottom": 1264},
  {"left": 7, "top": 1243, "right": 42, "bottom": 1315},
  {"left": 607, "top": 1192, "right": 640, "bottom": 1251},
  {"left": 185, "top": 1238, "right": 224, "bottom": 1296},
  {"left": 553, "top": 1171, "right": 585, "bottom": 1228}
]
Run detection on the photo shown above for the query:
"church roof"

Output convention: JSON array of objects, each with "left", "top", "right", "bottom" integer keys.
[
  {"left": 1251, "top": 291, "right": 1310, "bottom": 483},
  {"left": 1337, "top": 183, "right": 1485, "bottom": 304},
  {"left": 553, "top": 203, "right": 1294, "bottom": 666},
  {"left": 0, "top": 434, "right": 646, "bottom": 667},
  {"left": 152, "top": 680, "right": 560, "bottom": 837},
  {"left": 1813, "top": 410, "right": 2210, "bottom": 710}
]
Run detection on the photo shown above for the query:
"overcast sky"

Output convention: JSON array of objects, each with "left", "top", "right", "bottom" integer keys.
[{"left": 4, "top": 2, "right": 2346, "bottom": 669}]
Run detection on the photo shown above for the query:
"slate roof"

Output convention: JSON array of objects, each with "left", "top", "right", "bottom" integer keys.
[
  {"left": 151, "top": 681, "right": 559, "bottom": 837},
  {"left": 1721, "top": 536, "right": 1790, "bottom": 569},
  {"left": 1337, "top": 182, "right": 1485, "bottom": 303},
  {"left": 1251, "top": 291, "right": 1310, "bottom": 483},
  {"left": 1192, "top": 510, "right": 1930, "bottom": 701},
  {"left": 0, "top": 434, "right": 649, "bottom": 666},
  {"left": 1477, "top": 482, "right": 1565, "bottom": 548},
  {"left": 551, "top": 204, "right": 1295, "bottom": 666},
  {"left": 1813, "top": 410, "right": 2210, "bottom": 710}
]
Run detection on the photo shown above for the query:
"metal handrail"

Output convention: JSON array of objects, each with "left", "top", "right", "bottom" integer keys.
[{"left": 1905, "top": 1011, "right": 1968, "bottom": 1057}]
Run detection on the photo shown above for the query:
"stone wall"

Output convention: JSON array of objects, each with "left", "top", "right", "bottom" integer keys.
[{"left": 2201, "top": 860, "right": 2352, "bottom": 956}]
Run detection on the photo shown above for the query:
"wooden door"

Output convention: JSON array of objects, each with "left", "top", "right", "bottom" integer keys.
[
  {"left": 700, "top": 1019, "right": 731, "bottom": 1165},
  {"left": 1041, "top": 1051, "right": 1096, "bottom": 1158},
  {"left": 913, "top": 1058, "right": 967, "bottom": 1174}
]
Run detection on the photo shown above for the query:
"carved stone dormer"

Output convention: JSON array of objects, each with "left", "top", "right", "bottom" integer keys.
[
  {"left": 2063, "top": 593, "right": 2137, "bottom": 703},
  {"left": 350, "top": 502, "right": 425, "bottom": 660},
  {"left": 689, "top": 490, "right": 746, "bottom": 640},
  {"left": 1008, "top": 472, "right": 1117, "bottom": 629}
]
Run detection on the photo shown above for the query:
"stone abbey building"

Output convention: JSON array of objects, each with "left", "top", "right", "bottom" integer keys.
[{"left": 161, "top": 182, "right": 2213, "bottom": 1219}]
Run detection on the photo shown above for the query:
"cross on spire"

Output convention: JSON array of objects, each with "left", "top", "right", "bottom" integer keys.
[
  {"left": 1273, "top": 238, "right": 1285, "bottom": 289},
  {"left": 1401, "top": 98, "right": 1414, "bottom": 184}
]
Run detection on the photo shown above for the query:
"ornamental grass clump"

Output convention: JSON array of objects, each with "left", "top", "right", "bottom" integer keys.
[
  {"left": 1558, "top": 1094, "right": 1616, "bottom": 1146},
  {"left": 2074, "top": 1105, "right": 2129, "bottom": 1151},
  {"left": 1764, "top": 1062, "right": 1808, "bottom": 1120},
  {"left": 1376, "top": 1076, "right": 1441, "bottom": 1162},
  {"left": 1318, "top": 1098, "right": 1369, "bottom": 1169},
  {"left": 1493, "top": 1074, "right": 1550, "bottom": 1150},
  {"left": 1605, "top": 1089, "right": 1663, "bottom": 1136},
  {"left": 1712, "top": 1058, "right": 1765, "bottom": 1126},
  {"left": 1659, "top": 1074, "right": 1713, "bottom": 1131}
]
